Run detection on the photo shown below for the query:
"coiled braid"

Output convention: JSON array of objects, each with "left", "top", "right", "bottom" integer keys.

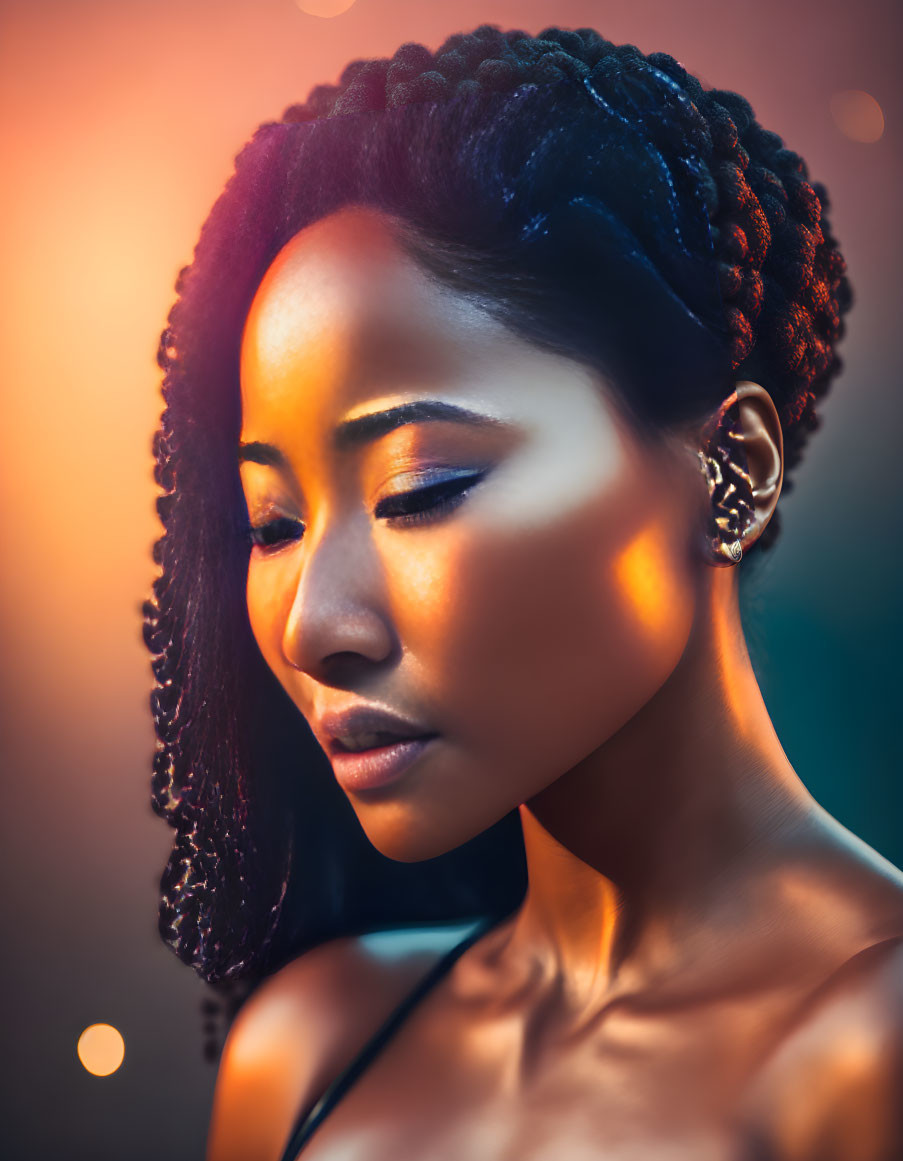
[
  {"left": 146, "top": 25, "right": 853, "bottom": 1042},
  {"left": 644, "top": 52, "right": 852, "bottom": 546}
]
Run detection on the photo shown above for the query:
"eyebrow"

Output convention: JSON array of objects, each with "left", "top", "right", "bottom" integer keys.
[{"left": 238, "top": 399, "right": 507, "bottom": 467}]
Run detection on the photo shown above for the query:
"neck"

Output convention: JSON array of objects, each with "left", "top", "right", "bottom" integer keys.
[{"left": 509, "top": 565, "right": 816, "bottom": 1009}]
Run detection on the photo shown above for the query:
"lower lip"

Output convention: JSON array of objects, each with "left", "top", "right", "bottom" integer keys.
[{"left": 330, "top": 735, "right": 438, "bottom": 792}]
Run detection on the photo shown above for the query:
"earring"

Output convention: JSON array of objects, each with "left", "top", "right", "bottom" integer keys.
[{"left": 696, "top": 390, "right": 756, "bottom": 566}]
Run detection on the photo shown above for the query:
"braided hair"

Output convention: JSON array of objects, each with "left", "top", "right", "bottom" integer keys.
[{"left": 144, "top": 24, "right": 853, "bottom": 1051}]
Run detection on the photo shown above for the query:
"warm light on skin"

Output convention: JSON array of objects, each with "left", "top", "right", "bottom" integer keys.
[
  {"left": 294, "top": 0, "right": 357, "bottom": 17},
  {"left": 77, "top": 1023, "right": 125, "bottom": 1076},
  {"left": 239, "top": 205, "right": 703, "bottom": 864},
  {"left": 830, "top": 89, "right": 885, "bottom": 144},
  {"left": 613, "top": 522, "right": 676, "bottom": 642}
]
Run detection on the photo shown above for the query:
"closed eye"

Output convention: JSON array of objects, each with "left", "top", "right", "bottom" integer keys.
[
  {"left": 375, "top": 471, "right": 488, "bottom": 527},
  {"left": 248, "top": 515, "right": 304, "bottom": 551}
]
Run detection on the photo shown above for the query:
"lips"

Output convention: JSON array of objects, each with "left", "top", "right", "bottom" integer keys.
[
  {"left": 329, "top": 734, "right": 438, "bottom": 792},
  {"left": 314, "top": 703, "right": 438, "bottom": 757},
  {"left": 310, "top": 703, "right": 439, "bottom": 791}
]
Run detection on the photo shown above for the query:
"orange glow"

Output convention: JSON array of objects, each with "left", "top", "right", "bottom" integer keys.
[
  {"left": 830, "top": 89, "right": 885, "bottom": 144},
  {"left": 613, "top": 524, "right": 672, "bottom": 640},
  {"left": 295, "top": 0, "right": 357, "bottom": 16},
  {"left": 77, "top": 1023, "right": 125, "bottom": 1077}
]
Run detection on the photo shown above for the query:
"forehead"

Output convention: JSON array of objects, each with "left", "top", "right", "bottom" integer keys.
[
  {"left": 239, "top": 206, "right": 509, "bottom": 422},
  {"left": 237, "top": 205, "right": 634, "bottom": 468}
]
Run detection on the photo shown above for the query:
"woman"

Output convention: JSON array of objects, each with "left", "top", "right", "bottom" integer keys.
[{"left": 144, "top": 23, "right": 903, "bottom": 1161}]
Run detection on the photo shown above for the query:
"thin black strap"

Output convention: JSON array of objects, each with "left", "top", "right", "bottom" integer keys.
[{"left": 277, "top": 915, "right": 497, "bottom": 1161}]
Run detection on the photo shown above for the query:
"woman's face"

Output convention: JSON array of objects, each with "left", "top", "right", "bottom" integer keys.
[{"left": 239, "top": 206, "right": 705, "bottom": 862}]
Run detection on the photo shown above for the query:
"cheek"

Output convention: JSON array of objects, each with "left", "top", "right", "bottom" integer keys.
[
  {"left": 245, "top": 555, "right": 295, "bottom": 689},
  {"left": 389, "top": 470, "right": 696, "bottom": 791}
]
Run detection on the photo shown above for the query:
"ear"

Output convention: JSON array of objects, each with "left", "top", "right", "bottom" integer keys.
[{"left": 733, "top": 380, "right": 784, "bottom": 546}]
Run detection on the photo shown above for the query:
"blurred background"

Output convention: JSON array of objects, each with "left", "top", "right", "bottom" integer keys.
[{"left": 0, "top": 0, "right": 899, "bottom": 1158}]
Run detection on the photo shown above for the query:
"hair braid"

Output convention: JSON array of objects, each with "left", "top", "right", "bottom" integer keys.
[
  {"left": 642, "top": 53, "right": 852, "bottom": 545},
  {"left": 146, "top": 304, "right": 290, "bottom": 987}
]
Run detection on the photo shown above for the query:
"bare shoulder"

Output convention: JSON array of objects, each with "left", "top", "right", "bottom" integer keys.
[
  {"left": 739, "top": 934, "right": 903, "bottom": 1161},
  {"left": 205, "top": 923, "right": 479, "bottom": 1161}
]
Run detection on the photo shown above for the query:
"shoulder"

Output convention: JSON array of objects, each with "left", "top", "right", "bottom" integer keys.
[
  {"left": 205, "top": 922, "right": 480, "bottom": 1161},
  {"left": 740, "top": 935, "right": 903, "bottom": 1161}
]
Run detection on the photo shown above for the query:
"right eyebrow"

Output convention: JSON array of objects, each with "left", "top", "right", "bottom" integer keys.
[{"left": 237, "top": 442, "right": 289, "bottom": 469}]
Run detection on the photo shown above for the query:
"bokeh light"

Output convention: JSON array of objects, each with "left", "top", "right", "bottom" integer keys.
[
  {"left": 830, "top": 89, "right": 885, "bottom": 143},
  {"left": 77, "top": 1024, "right": 125, "bottom": 1077},
  {"left": 295, "top": 0, "right": 357, "bottom": 17}
]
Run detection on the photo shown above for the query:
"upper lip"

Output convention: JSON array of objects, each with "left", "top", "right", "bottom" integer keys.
[{"left": 314, "top": 704, "right": 438, "bottom": 754}]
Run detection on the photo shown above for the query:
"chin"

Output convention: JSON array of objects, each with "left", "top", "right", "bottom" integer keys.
[{"left": 350, "top": 799, "right": 500, "bottom": 865}]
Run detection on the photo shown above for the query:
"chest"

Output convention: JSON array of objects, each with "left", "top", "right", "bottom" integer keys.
[{"left": 290, "top": 996, "right": 784, "bottom": 1161}]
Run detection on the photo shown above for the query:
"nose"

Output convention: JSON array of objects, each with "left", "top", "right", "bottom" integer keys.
[{"left": 280, "top": 520, "right": 396, "bottom": 682}]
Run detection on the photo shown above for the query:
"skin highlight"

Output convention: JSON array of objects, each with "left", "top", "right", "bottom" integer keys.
[{"left": 226, "top": 205, "right": 903, "bottom": 1160}]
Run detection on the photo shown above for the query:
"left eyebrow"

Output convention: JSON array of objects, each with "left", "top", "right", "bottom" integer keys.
[
  {"left": 237, "top": 399, "right": 509, "bottom": 470},
  {"left": 333, "top": 399, "right": 508, "bottom": 451}
]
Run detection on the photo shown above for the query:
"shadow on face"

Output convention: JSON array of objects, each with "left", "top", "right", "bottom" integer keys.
[{"left": 238, "top": 205, "right": 706, "bottom": 862}]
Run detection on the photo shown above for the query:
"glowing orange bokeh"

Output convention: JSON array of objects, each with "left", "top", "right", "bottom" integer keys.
[
  {"left": 295, "top": 0, "right": 358, "bottom": 17},
  {"left": 77, "top": 1023, "right": 125, "bottom": 1077},
  {"left": 830, "top": 89, "right": 885, "bottom": 144}
]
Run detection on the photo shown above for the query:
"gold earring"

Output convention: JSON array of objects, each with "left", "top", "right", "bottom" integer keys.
[{"left": 697, "top": 390, "right": 756, "bottom": 566}]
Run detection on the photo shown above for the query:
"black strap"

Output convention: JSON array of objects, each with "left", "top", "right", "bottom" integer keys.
[{"left": 277, "top": 915, "right": 498, "bottom": 1161}]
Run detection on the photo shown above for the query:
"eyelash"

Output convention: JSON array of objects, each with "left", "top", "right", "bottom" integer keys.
[
  {"left": 247, "top": 472, "right": 487, "bottom": 552},
  {"left": 248, "top": 516, "right": 303, "bottom": 551}
]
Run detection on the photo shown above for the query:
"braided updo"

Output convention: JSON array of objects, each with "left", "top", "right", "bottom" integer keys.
[
  {"left": 145, "top": 25, "right": 853, "bottom": 1032},
  {"left": 279, "top": 25, "right": 851, "bottom": 537}
]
